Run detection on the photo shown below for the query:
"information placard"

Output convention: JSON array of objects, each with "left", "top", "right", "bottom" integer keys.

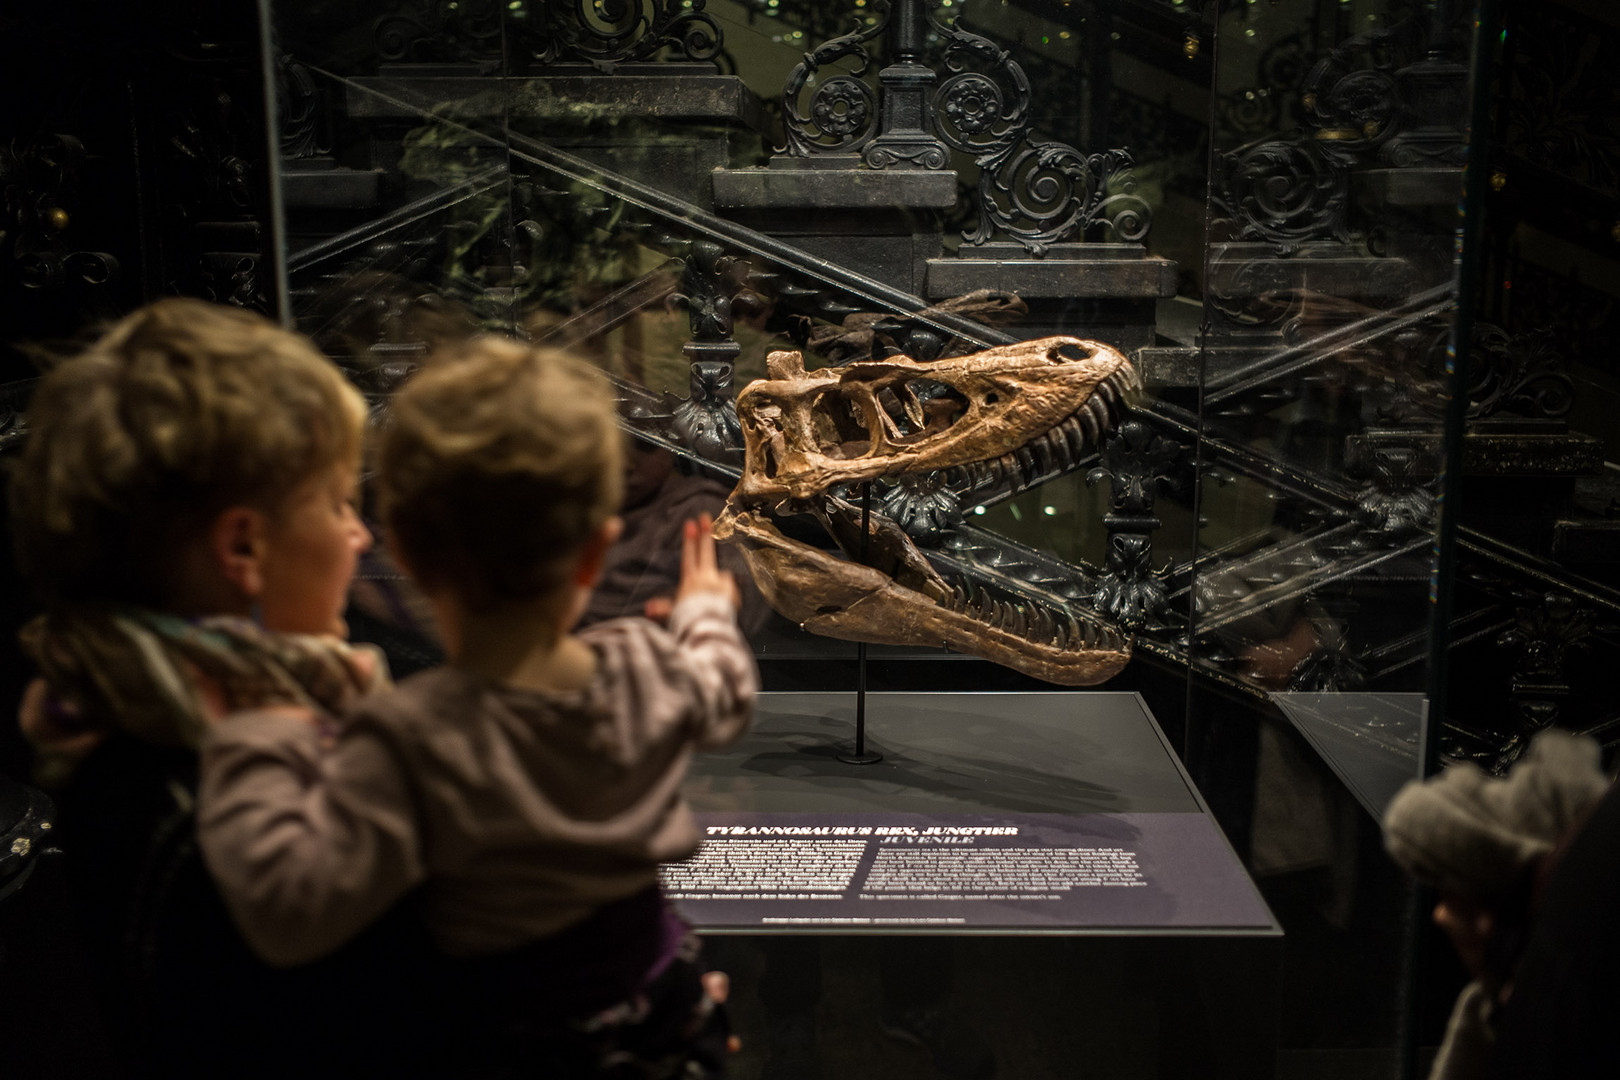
[{"left": 663, "top": 811, "right": 1274, "bottom": 931}]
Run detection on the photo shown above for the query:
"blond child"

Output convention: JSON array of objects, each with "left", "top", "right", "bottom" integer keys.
[
  {"left": 197, "top": 336, "right": 758, "bottom": 1079},
  {"left": 14, "top": 299, "right": 380, "bottom": 755},
  {"left": 10, "top": 298, "right": 397, "bottom": 1078}
]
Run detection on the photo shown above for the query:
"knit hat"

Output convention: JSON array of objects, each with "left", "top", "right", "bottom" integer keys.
[{"left": 1383, "top": 729, "right": 1609, "bottom": 904}]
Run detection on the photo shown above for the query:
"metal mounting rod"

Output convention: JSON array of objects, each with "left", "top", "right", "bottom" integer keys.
[{"left": 840, "top": 482, "right": 883, "bottom": 765}]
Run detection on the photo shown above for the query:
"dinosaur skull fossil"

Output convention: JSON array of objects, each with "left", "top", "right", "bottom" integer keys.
[{"left": 716, "top": 336, "right": 1138, "bottom": 685}]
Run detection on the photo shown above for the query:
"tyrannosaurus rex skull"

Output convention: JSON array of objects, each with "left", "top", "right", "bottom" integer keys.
[{"left": 716, "top": 336, "right": 1138, "bottom": 685}]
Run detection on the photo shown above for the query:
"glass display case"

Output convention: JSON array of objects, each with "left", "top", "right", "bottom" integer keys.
[
  {"left": 13, "top": 0, "right": 1620, "bottom": 1075},
  {"left": 246, "top": 0, "right": 1525, "bottom": 1076}
]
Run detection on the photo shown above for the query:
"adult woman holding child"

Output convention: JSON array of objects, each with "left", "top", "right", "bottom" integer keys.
[
  {"left": 11, "top": 299, "right": 423, "bottom": 1079},
  {"left": 15, "top": 299, "right": 747, "bottom": 1080}
]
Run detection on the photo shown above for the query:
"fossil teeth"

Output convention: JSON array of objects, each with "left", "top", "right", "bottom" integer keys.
[
  {"left": 1078, "top": 405, "right": 1100, "bottom": 446},
  {"left": 1060, "top": 416, "right": 1087, "bottom": 457},
  {"left": 1043, "top": 433, "right": 1065, "bottom": 471},
  {"left": 1029, "top": 435, "right": 1055, "bottom": 475},
  {"left": 1032, "top": 606, "right": 1055, "bottom": 643},
  {"left": 1088, "top": 396, "right": 1113, "bottom": 435},
  {"left": 1009, "top": 603, "right": 1028, "bottom": 637},
  {"left": 1064, "top": 611, "right": 1082, "bottom": 652},
  {"left": 1048, "top": 429, "right": 1072, "bottom": 469},
  {"left": 1015, "top": 446, "right": 1037, "bottom": 480}
]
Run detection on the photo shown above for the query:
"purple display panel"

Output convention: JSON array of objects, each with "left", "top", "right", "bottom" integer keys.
[{"left": 662, "top": 811, "right": 1275, "bottom": 932}]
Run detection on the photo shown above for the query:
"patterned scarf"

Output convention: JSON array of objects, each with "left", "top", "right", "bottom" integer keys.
[{"left": 19, "top": 607, "right": 389, "bottom": 785}]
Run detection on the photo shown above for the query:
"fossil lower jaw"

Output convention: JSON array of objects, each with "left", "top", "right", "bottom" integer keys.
[{"left": 715, "top": 506, "right": 1131, "bottom": 687}]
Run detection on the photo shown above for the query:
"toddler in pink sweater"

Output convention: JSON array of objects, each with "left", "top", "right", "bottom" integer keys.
[{"left": 198, "top": 336, "right": 757, "bottom": 1078}]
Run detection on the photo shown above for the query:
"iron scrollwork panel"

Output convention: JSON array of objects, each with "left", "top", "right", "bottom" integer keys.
[
  {"left": 371, "top": 0, "right": 724, "bottom": 70},
  {"left": 928, "top": 11, "right": 1150, "bottom": 253},
  {"left": 776, "top": 1, "right": 1151, "bottom": 252},
  {"left": 781, "top": 3, "right": 888, "bottom": 158}
]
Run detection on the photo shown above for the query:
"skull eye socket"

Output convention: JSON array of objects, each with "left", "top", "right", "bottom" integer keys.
[
  {"left": 811, "top": 388, "right": 872, "bottom": 458},
  {"left": 1052, "top": 342, "right": 1092, "bottom": 363}
]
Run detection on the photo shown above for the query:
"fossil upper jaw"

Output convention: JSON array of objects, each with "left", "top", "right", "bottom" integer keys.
[
  {"left": 718, "top": 335, "right": 1139, "bottom": 686},
  {"left": 736, "top": 337, "right": 1139, "bottom": 504}
]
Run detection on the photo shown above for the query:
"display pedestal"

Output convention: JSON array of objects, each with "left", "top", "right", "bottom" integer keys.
[{"left": 672, "top": 692, "right": 1282, "bottom": 1079}]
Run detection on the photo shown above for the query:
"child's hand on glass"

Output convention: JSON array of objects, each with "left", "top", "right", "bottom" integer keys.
[
  {"left": 676, "top": 513, "right": 739, "bottom": 610},
  {"left": 642, "top": 514, "right": 739, "bottom": 621}
]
